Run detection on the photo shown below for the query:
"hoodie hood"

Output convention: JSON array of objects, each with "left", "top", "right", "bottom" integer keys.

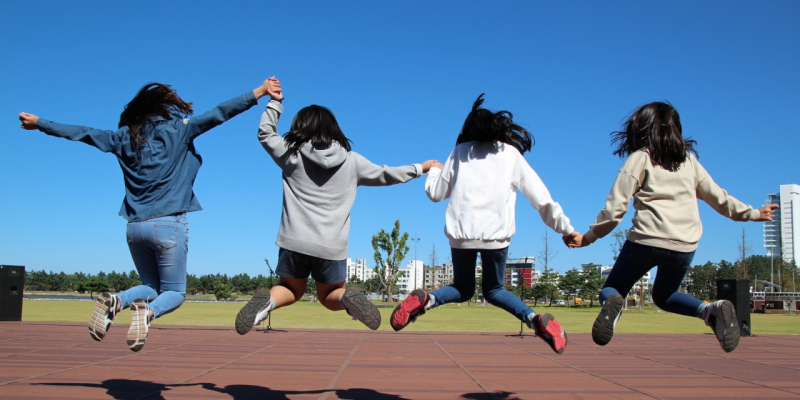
[{"left": 298, "top": 141, "right": 349, "bottom": 169}]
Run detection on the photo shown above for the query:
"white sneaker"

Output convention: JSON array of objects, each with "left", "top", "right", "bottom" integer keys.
[
  {"left": 127, "top": 299, "right": 151, "bottom": 352},
  {"left": 703, "top": 300, "right": 740, "bottom": 353},
  {"left": 88, "top": 292, "right": 118, "bottom": 341},
  {"left": 235, "top": 289, "right": 274, "bottom": 335}
]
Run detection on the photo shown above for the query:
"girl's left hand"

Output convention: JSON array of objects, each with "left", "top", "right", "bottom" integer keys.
[{"left": 19, "top": 112, "right": 39, "bottom": 130}]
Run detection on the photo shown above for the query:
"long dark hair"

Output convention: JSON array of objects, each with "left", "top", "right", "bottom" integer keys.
[
  {"left": 118, "top": 83, "right": 193, "bottom": 150},
  {"left": 284, "top": 105, "right": 352, "bottom": 156},
  {"left": 611, "top": 101, "right": 697, "bottom": 171},
  {"left": 456, "top": 94, "right": 533, "bottom": 154}
]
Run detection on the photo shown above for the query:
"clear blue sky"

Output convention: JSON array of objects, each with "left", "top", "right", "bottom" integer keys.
[{"left": 1, "top": 1, "right": 798, "bottom": 278}]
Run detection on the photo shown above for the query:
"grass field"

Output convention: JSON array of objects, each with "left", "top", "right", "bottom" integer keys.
[{"left": 20, "top": 299, "right": 800, "bottom": 335}]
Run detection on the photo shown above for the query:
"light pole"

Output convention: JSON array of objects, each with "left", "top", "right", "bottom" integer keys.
[
  {"left": 410, "top": 235, "right": 421, "bottom": 296},
  {"left": 768, "top": 245, "right": 775, "bottom": 293}
]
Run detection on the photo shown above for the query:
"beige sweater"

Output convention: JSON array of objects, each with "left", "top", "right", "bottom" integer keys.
[{"left": 585, "top": 150, "right": 759, "bottom": 252}]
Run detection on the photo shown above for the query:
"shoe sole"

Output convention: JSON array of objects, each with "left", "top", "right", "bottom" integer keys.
[
  {"left": 592, "top": 293, "right": 624, "bottom": 346},
  {"left": 127, "top": 300, "right": 149, "bottom": 352},
  {"left": 342, "top": 288, "right": 381, "bottom": 330},
  {"left": 88, "top": 292, "right": 113, "bottom": 341},
  {"left": 716, "top": 300, "right": 740, "bottom": 353},
  {"left": 539, "top": 313, "right": 567, "bottom": 354},
  {"left": 390, "top": 289, "right": 427, "bottom": 332},
  {"left": 235, "top": 289, "right": 271, "bottom": 335}
]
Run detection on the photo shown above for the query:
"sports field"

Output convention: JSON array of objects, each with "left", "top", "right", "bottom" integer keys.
[{"left": 21, "top": 299, "right": 800, "bottom": 335}]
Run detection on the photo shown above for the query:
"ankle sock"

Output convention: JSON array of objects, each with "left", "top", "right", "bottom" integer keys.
[
  {"left": 697, "top": 302, "right": 709, "bottom": 319},
  {"left": 425, "top": 294, "right": 436, "bottom": 310}
]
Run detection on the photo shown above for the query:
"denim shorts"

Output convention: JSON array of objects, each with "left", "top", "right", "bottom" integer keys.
[{"left": 275, "top": 248, "right": 347, "bottom": 284}]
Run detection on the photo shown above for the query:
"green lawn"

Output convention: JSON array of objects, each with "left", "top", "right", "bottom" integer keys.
[{"left": 20, "top": 299, "right": 800, "bottom": 335}]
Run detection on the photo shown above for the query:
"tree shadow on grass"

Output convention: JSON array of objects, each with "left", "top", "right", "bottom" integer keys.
[{"left": 37, "top": 379, "right": 413, "bottom": 400}]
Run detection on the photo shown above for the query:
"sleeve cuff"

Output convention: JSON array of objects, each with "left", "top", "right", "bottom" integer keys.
[
  {"left": 412, "top": 163, "right": 423, "bottom": 178},
  {"left": 585, "top": 230, "right": 599, "bottom": 244},
  {"left": 244, "top": 91, "right": 258, "bottom": 106},
  {"left": 749, "top": 209, "right": 761, "bottom": 221},
  {"left": 267, "top": 99, "right": 284, "bottom": 114},
  {"left": 36, "top": 118, "right": 51, "bottom": 131}
]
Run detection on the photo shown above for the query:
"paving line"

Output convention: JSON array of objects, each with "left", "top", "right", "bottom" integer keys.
[
  {"left": 613, "top": 335, "right": 800, "bottom": 373},
  {"left": 640, "top": 333, "right": 800, "bottom": 353},
  {"left": 428, "top": 334, "right": 500, "bottom": 400},
  {"left": 568, "top": 340, "right": 800, "bottom": 397},
  {"left": 317, "top": 333, "right": 366, "bottom": 400},
  {"left": 131, "top": 330, "right": 311, "bottom": 400},
  {"left": 488, "top": 335, "right": 662, "bottom": 400},
  {"left": 0, "top": 331, "right": 236, "bottom": 387}
]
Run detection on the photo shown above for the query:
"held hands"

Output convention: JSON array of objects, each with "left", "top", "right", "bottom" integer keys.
[
  {"left": 421, "top": 160, "right": 442, "bottom": 173},
  {"left": 562, "top": 231, "right": 590, "bottom": 249},
  {"left": 756, "top": 204, "right": 779, "bottom": 221},
  {"left": 254, "top": 77, "right": 283, "bottom": 101},
  {"left": 19, "top": 112, "right": 39, "bottom": 130}
]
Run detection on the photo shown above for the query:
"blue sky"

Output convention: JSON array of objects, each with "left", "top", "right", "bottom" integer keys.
[{"left": 1, "top": 1, "right": 798, "bottom": 278}]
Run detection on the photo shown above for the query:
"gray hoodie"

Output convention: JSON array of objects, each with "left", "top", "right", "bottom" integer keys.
[{"left": 258, "top": 100, "right": 422, "bottom": 260}]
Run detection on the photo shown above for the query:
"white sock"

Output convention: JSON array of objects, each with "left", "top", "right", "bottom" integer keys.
[
  {"left": 425, "top": 294, "right": 436, "bottom": 310},
  {"left": 697, "top": 302, "right": 709, "bottom": 319}
]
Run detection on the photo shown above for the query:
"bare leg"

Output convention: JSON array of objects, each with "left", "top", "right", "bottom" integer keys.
[
  {"left": 316, "top": 281, "right": 346, "bottom": 311},
  {"left": 271, "top": 277, "right": 307, "bottom": 310}
]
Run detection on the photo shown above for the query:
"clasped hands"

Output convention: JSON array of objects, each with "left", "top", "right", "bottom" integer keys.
[{"left": 562, "top": 231, "right": 590, "bottom": 249}]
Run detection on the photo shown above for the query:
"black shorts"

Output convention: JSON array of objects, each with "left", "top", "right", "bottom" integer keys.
[{"left": 275, "top": 248, "right": 347, "bottom": 284}]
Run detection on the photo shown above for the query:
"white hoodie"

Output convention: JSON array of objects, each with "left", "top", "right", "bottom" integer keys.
[{"left": 425, "top": 141, "right": 574, "bottom": 249}]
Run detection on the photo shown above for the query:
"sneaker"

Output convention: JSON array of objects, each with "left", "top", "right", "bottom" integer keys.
[
  {"left": 390, "top": 289, "right": 429, "bottom": 332},
  {"left": 127, "top": 299, "right": 151, "bottom": 352},
  {"left": 703, "top": 300, "right": 740, "bottom": 353},
  {"left": 592, "top": 293, "right": 624, "bottom": 346},
  {"left": 341, "top": 287, "right": 381, "bottom": 330},
  {"left": 235, "top": 289, "right": 274, "bottom": 335},
  {"left": 529, "top": 313, "right": 567, "bottom": 354},
  {"left": 88, "top": 292, "right": 118, "bottom": 341}
]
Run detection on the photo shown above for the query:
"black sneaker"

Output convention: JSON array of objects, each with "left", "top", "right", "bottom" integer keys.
[
  {"left": 390, "top": 289, "right": 429, "bottom": 331},
  {"left": 235, "top": 289, "right": 274, "bottom": 335},
  {"left": 703, "top": 300, "right": 740, "bottom": 353},
  {"left": 127, "top": 299, "right": 151, "bottom": 352},
  {"left": 88, "top": 292, "right": 118, "bottom": 341},
  {"left": 528, "top": 313, "right": 568, "bottom": 354},
  {"left": 592, "top": 293, "right": 624, "bottom": 346},
  {"left": 341, "top": 287, "right": 381, "bottom": 330}
]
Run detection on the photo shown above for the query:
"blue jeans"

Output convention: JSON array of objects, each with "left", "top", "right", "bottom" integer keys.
[
  {"left": 600, "top": 240, "right": 704, "bottom": 318},
  {"left": 431, "top": 247, "right": 533, "bottom": 322},
  {"left": 118, "top": 214, "right": 188, "bottom": 318}
]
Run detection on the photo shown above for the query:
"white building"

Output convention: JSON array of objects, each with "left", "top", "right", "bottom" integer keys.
[
  {"left": 764, "top": 184, "right": 799, "bottom": 266},
  {"left": 424, "top": 263, "right": 454, "bottom": 290},
  {"left": 397, "top": 260, "right": 425, "bottom": 293},
  {"left": 346, "top": 258, "right": 375, "bottom": 282}
]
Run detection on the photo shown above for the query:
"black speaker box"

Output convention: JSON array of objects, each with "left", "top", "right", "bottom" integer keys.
[
  {"left": 0, "top": 265, "right": 25, "bottom": 321},
  {"left": 716, "top": 279, "right": 751, "bottom": 336}
]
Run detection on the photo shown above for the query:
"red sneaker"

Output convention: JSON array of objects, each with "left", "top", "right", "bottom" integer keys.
[
  {"left": 530, "top": 313, "right": 567, "bottom": 354},
  {"left": 390, "top": 289, "right": 429, "bottom": 331}
]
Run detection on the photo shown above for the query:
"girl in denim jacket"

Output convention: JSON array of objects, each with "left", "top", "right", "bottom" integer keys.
[{"left": 19, "top": 78, "right": 274, "bottom": 351}]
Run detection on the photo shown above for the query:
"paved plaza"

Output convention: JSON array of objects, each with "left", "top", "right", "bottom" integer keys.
[{"left": 0, "top": 322, "right": 798, "bottom": 399}]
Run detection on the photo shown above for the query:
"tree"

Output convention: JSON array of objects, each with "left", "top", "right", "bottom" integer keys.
[
  {"left": 687, "top": 261, "right": 717, "bottom": 300},
  {"left": 77, "top": 276, "right": 110, "bottom": 300},
  {"left": 372, "top": 220, "right": 410, "bottom": 302},
  {"left": 716, "top": 260, "right": 736, "bottom": 281},
  {"left": 536, "top": 229, "right": 560, "bottom": 306},
  {"left": 429, "top": 244, "right": 439, "bottom": 269},
  {"left": 580, "top": 264, "right": 604, "bottom": 307},
  {"left": 214, "top": 284, "right": 232, "bottom": 301},
  {"left": 558, "top": 269, "right": 582, "bottom": 308},
  {"left": 735, "top": 228, "right": 752, "bottom": 279},
  {"left": 610, "top": 229, "right": 629, "bottom": 262}
]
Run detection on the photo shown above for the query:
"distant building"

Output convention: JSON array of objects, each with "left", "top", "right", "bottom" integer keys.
[
  {"left": 397, "top": 260, "right": 425, "bottom": 293},
  {"left": 424, "top": 263, "right": 454, "bottom": 290},
  {"left": 764, "top": 184, "right": 799, "bottom": 266},
  {"left": 505, "top": 257, "right": 536, "bottom": 287},
  {"left": 346, "top": 258, "right": 374, "bottom": 282}
]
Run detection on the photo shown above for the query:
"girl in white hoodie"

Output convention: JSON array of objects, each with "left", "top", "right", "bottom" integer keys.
[{"left": 390, "top": 94, "right": 578, "bottom": 355}]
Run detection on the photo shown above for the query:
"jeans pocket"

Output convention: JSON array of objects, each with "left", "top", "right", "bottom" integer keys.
[
  {"left": 155, "top": 224, "right": 179, "bottom": 249},
  {"left": 126, "top": 223, "right": 134, "bottom": 243}
]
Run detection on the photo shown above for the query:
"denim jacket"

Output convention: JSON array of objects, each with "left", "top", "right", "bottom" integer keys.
[{"left": 36, "top": 91, "right": 258, "bottom": 221}]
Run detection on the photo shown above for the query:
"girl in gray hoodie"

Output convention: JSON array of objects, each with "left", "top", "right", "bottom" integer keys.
[{"left": 235, "top": 78, "right": 437, "bottom": 334}]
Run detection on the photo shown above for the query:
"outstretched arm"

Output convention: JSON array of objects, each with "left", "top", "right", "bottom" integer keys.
[
  {"left": 19, "top": 112, "right": 119, "bottom": 153},
  {"left": 355, "top": 153, "right": 423, "bottom": 186},
  {"left": 257, "top": 78, "right": 288, "bottom": 162},
  {"left": 184, "top": 78, "right": 273, "bottom": 140}
]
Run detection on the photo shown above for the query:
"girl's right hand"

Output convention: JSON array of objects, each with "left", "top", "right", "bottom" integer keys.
[
  {"left": 421, "top": 160, "right": 442, "bottom": 173},
  {"left": 756, "top": 204, "right": 779, "bottom": 221},
  {"left": 19, "top": 112, "right": 39, "bottom": 130},
  {"left": 266, "top": 77, "right": 283, "bottom": 101}
]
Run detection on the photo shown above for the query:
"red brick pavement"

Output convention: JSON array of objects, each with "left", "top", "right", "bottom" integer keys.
[{"left": 0, "top": 322, "right": 798, "bottom": 399}]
